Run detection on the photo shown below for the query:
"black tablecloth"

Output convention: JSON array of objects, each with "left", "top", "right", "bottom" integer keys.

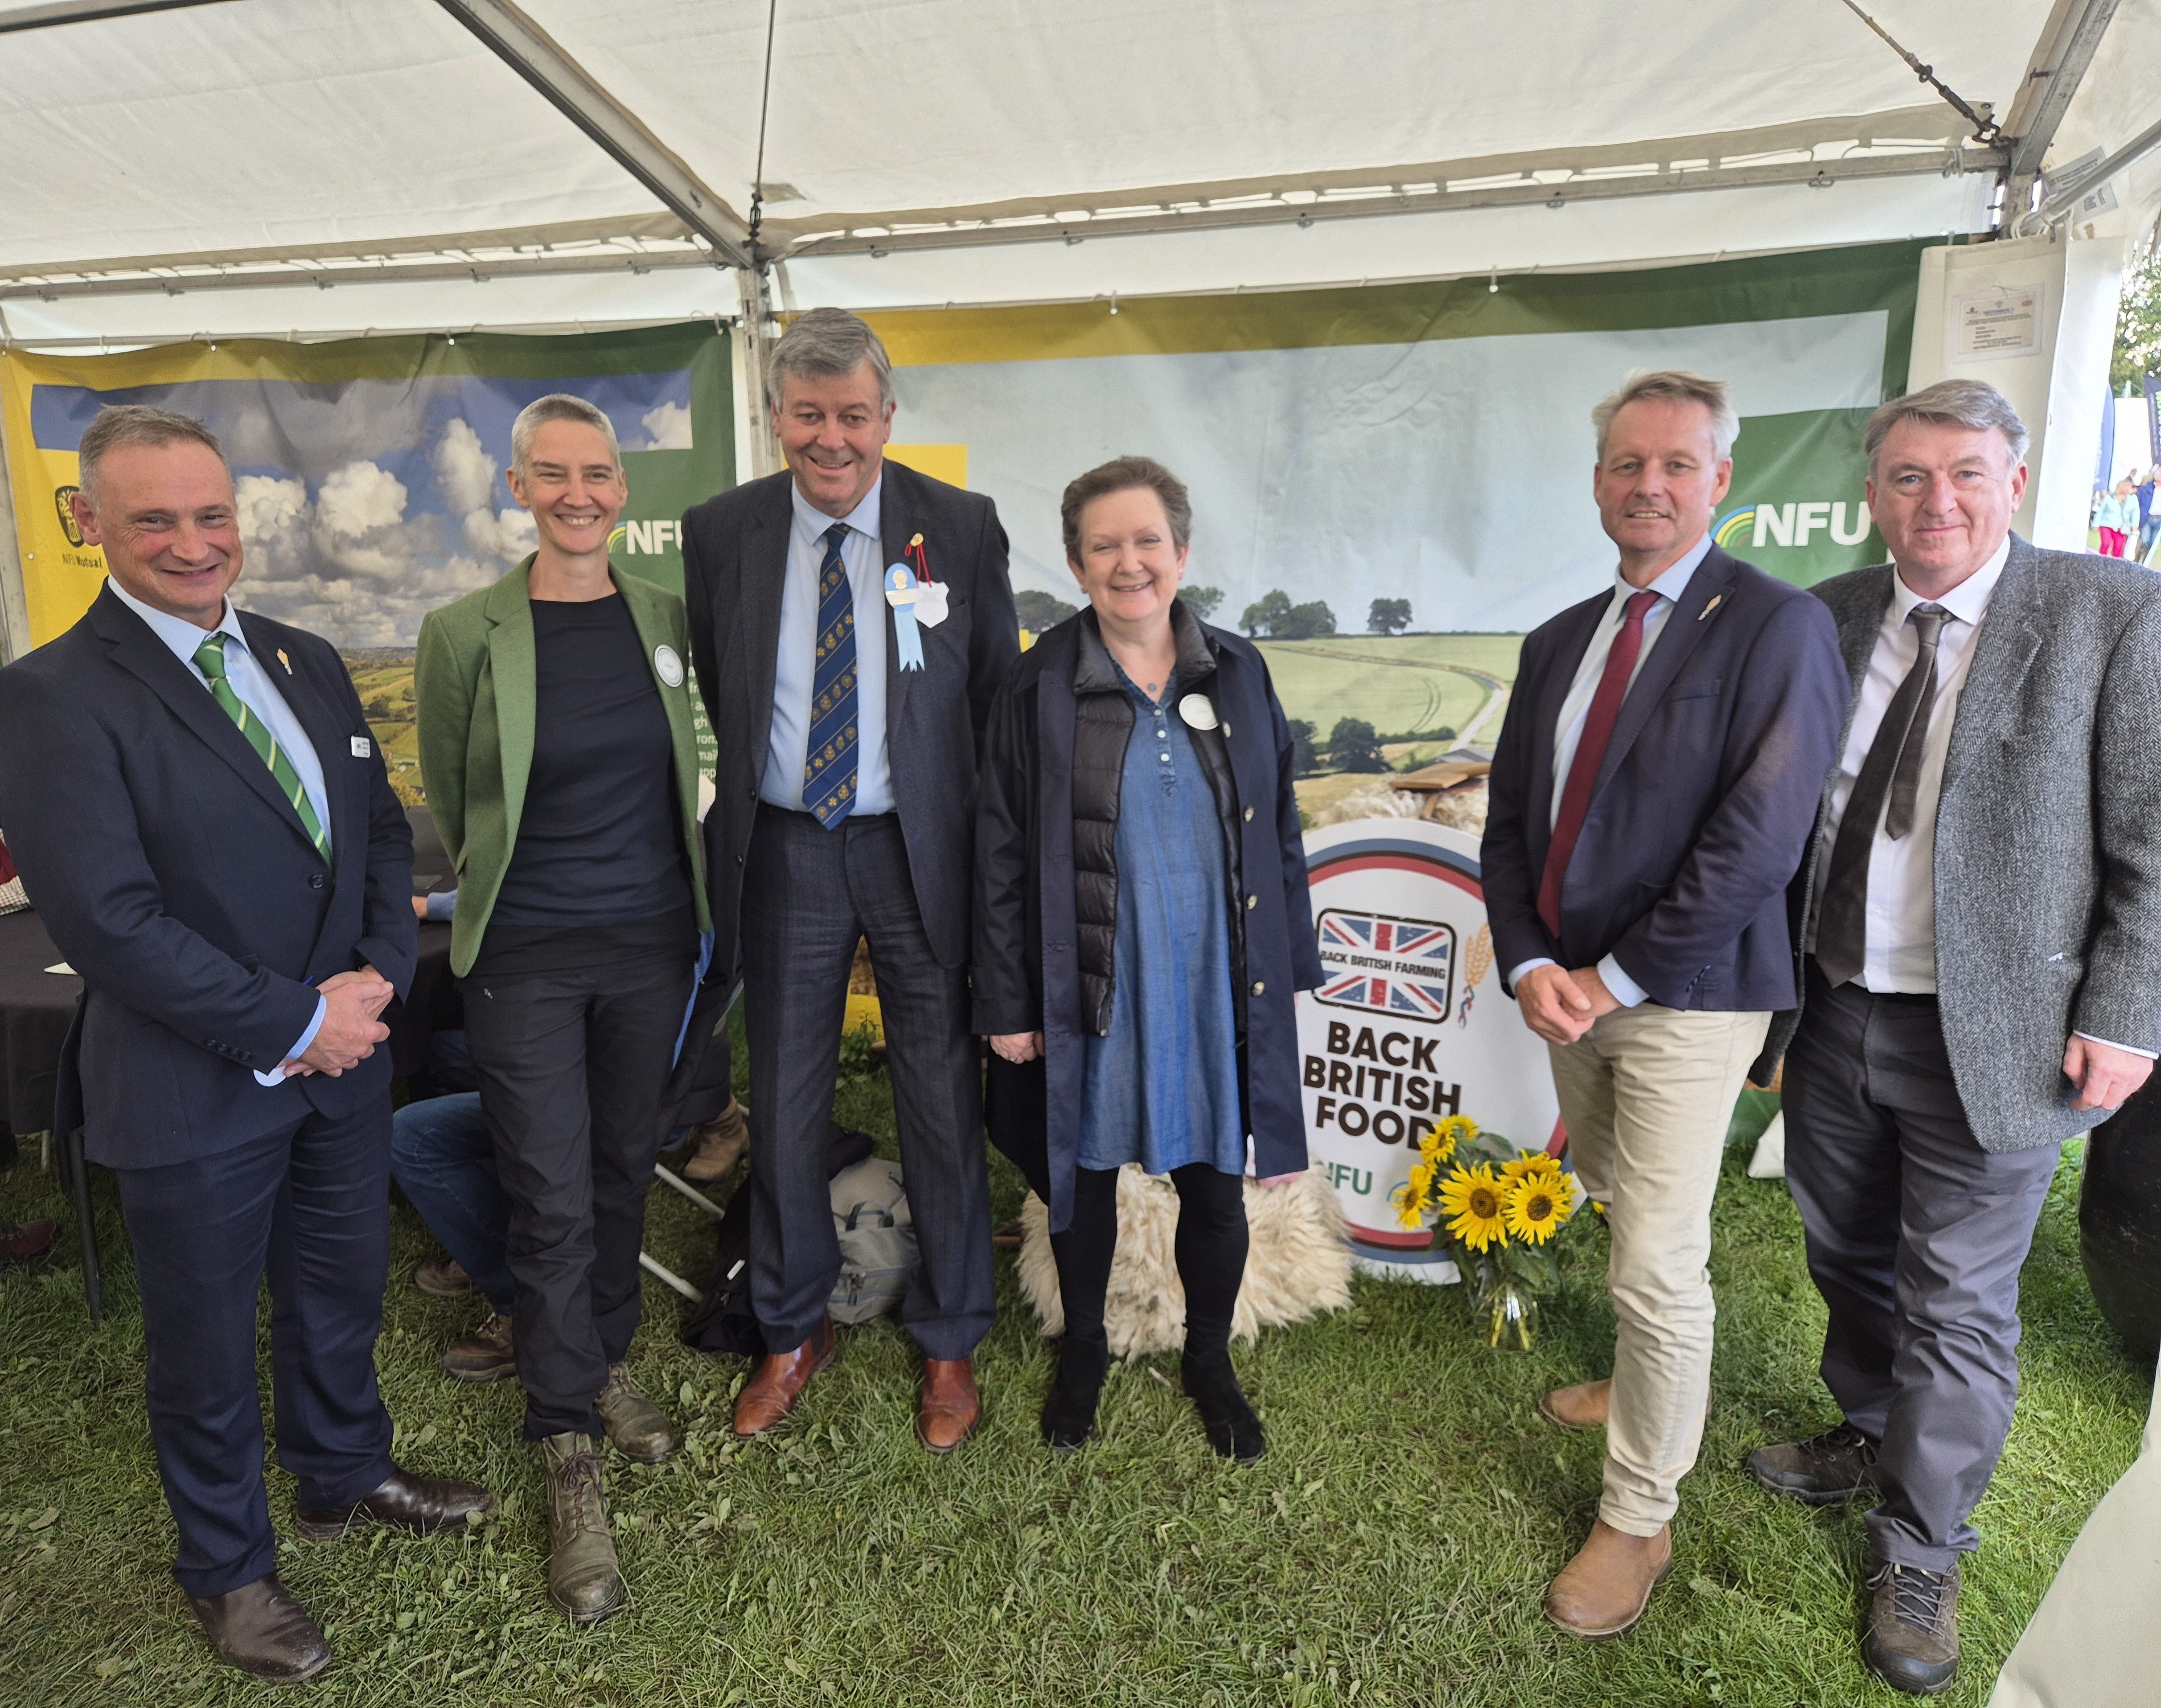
[{"left": 0, "top": 910, "right": 457, "bottom": 1137}]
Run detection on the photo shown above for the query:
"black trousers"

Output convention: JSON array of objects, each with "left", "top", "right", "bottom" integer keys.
[
  {"left": 114, "top": 1099, "right": 397, "bottom": 1598},
  {"left": 1784, "top": 962, "right": 2061, "bottom": 1570},
  {"left": 1051, "top": 1164, "right": 1249, "bottom": 1357},
  {"left": 741, "top": 805, "right": 995, "bottom": 1360},
  {"left": 462, "top": 946, "right": 695, "bottom": 1439}
]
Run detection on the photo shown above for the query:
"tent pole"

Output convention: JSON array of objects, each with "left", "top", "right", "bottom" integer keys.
[{"left": 737, "top": 268, "right": 782, "bottom": 482}]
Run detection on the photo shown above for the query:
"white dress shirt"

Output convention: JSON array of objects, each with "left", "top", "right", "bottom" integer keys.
[
  {"left": 1810, "top": 538, "right": 2151, "bottom": 1057},
  {"left": 762, "top": 479, "right": 894, "bottom": 815},
  {"left": 1510, "top": 533, "right": 1714, "bottom": 1008},
  {"left": 106, "top": 576, "right": 327, "bottom": 1079}
]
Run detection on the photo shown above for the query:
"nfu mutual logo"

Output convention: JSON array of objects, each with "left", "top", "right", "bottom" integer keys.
[{"left": 1713, "top": 500, "right": 1875, "bottom": 552}]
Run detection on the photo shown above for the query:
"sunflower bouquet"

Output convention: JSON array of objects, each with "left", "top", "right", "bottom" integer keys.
[{"left": 1389, "top": 1116, "right": 1579, "bottom": 1350}]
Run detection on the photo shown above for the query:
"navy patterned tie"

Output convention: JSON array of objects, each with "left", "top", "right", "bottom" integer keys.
[{"left": 803, "top": 522, "right": 859, "bottom": 827}]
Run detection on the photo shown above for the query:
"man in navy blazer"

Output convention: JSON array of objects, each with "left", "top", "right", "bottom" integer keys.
[
  {"left": 0, "top": 408, "right": 491, "bottom": 1684},
  {"left": 1481, "top": 371, "right": 1846, "bottom": 1639}
]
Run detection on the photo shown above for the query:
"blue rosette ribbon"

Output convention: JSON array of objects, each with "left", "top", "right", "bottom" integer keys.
[{"left": 885, "top": 563, "right": 926, "bottom": 671}]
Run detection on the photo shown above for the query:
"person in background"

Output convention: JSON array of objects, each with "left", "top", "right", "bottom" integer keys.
[
  {"left": 2096, "top": 476, "right": 2138, "bottom": 557},
  {"left": 416, "top": 393, "right": 709, "bottom": 1625},
  {"left": 1748, "top": 380, "right": 2161, "bottom": 1695},
  {"left": 1480, "top": 371, "right": 1848, "bottom": 1641},
  {"left": 975, "top": 457, "right": 1322, "bottom": 1461},
  {"left": 2136, "top": 465, "right": 2158, "bottom": 562},
  {"left": 680, "top": 308, "right": 1017, "bottom": 1452},
  {"left": 0, "top": 405, "right": 492, "bottom": 1684}
]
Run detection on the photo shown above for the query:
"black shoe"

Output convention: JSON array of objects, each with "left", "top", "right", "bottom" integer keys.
[
  {"left": 1041, "top": 1336, "right": 1110, "bottom": 1453},
  {"left": 186, "top": 1574, "right": 330, "bottom": 1684},
  {"left": 1181, "top": 1348, "right": 1265, "bottom": 1464},
  {"left": 1863, "top": 1557, "right": 1960, "bottom": 1695},
  {"left": 295, "top": 1465, "right": 496, "bottom": 1541},
  {"left": 1745, "top": 1422, "right": 1880, "bottom": 1505}
]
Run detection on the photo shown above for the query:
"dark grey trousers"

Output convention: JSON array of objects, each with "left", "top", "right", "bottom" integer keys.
[
  {"left": 462, "top": 948, "right": 695, "bottom": 1439},
  {"left": 1784, "top": 962, "right": 2060, "bottom": 1570},
  {"left": 740, "top": 805, "right": 994, "bottom": 1360}
]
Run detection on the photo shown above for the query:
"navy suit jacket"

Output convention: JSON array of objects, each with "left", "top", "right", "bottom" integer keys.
[
  {"left": 1480, "top": 545, "right": 1847, "bottom": 1013},
  {"left": 0, "top": 587, "right": 416, "bottom": 1168},
  {"left": 681, "top": 459, "right": 1019, "bottom": 986}
]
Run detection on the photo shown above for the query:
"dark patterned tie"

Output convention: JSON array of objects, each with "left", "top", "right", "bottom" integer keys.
[
  {"left": 193, "top": 633, "right": 331, "bottom": 866},
  {"left": 803, "top": 523, "right": 859, "bottom": 827},
  {"left": 1538, "top": 589, "right": 1659, "bottom": 937},
  {"left": 1813, "top": 603, "right": 1949, "bottom": 987}
]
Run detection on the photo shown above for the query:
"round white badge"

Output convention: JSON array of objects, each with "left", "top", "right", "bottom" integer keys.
[
  {"left": 653, "top": 643, "right": 685, "bottom": 688},
  {"left": 1179, "top": 693, "right": 1219, "bottom": 730}
]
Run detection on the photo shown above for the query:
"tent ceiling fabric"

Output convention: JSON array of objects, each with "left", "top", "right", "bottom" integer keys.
[{"left": 0, "top": 0, "right": 2144, "bottom": 336}]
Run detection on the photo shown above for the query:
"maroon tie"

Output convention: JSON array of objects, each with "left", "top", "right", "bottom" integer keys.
[{"left": 1537, "top": 589, "right": 1661, "bottom": 937}]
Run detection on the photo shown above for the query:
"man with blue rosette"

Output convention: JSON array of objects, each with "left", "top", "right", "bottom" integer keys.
[{"left": 680, "top": 307, "right": 1018, "bottom": 1451}]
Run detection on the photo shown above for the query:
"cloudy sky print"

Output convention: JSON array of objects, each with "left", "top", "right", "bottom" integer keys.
[{"left": 29, "top": 370, "right": 693, "bottom": 647}]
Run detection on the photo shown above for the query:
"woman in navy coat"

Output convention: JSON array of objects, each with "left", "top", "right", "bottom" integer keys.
[{"left": 974, "top": 457, "right": 1324, "bottom": 1461}]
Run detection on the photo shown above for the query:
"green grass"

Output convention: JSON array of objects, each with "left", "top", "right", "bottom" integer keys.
[
  {"left": 1257, "top": 635, "right": 1525, "bottom": 743},
  {"left": 0, "top": 1065, "right": 2146, "bottom": 1707}
]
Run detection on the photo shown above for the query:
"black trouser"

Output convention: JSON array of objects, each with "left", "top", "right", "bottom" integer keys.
[
  {"left": 1051, "top": 1164, "right": 1248, "bottom": 1357},
  {"left": 462, "top": 947, "right": 694, "bottom": 1439},
  {"left": 741, "top": 805, "right": 995, "bottom": 1360},
  {"left": 114, "top": 1100, "right": 397, "bottom": 1598},
  {"left": 1784, "top": 962, "right": 2061, "bottom": 1570}
]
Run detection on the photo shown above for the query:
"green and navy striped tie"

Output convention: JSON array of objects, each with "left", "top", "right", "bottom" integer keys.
[{"left": 192, "top": 633, "right": 332, "bottom": 867}]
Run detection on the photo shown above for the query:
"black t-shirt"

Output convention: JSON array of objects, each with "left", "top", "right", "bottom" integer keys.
[{"left": 486, "top": 592, "right": 692, "bottom": 934}]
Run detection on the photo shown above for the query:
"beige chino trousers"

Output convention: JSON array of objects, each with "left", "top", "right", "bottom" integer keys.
[{"left": 1546, "top": 1003, "right": 1770, "bottom": 1537}]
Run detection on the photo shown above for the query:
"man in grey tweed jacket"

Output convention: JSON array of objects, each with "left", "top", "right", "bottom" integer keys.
[{"left": 1746, "top": 379, "right": 2161, "bottom": 1697}]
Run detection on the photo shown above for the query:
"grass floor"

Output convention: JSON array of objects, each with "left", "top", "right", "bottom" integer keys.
[{"left": 0, "top": 1056, "right": 2148, "bottom": 1707}]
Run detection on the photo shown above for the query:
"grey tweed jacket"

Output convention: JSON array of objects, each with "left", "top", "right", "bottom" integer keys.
[{"left": 1754, "top": 534, "right": 2161, "bottom": 1151}]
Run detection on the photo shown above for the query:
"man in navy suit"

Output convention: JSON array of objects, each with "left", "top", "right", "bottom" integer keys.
[
  {"left": 0, "top": 407, "right": 492, "bottom": 1684},
  {"left": 1481, "top": 371, "right": 1847, "bottom": 1639}
]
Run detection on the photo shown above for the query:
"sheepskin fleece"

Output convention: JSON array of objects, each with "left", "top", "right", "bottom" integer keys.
[{"left": 1016, "top": 1164, "right": 1353, "bottom": 1356}]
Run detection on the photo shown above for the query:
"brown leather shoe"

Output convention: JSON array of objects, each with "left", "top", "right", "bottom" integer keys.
[
  {"left": 682, "top": 1099, "right": 751, "bottom": 1184},
  {"left": 441, "top": 1312, "right": 517, "bottom": 1383},
  {"left": 733, "top": 1314, "right": 837, "bottom": 1437},
  {"left": 413, "top": 1253, "right": 472, "bottom": 1298},
  {"left": 917, "top": 1357, "right": 980, "bottom": 1454},
  {"left": 1544, "top": 1520, "right": 1673, "bottom": 1640},
  {"left": 1539, "top": 1378, "right": 1712, "bottom": 1432},
  {"left": 187, "top": 1574, "right": 330, "bottom": 1683},
  {"left": 294, "top": 1465, "right": 496, "bottom": 1541},
  {"left": 1, "top": 1217, "right": 56, "bottom": 1267}
]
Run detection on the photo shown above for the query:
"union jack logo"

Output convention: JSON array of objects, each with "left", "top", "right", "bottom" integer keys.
[{"left": 1313, "top": 909, "right": 1455, "bottom": 1020}]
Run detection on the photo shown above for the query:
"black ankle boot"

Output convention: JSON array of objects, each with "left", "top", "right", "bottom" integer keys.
[
  {"left": 1181, "top": 1348, "right": 1265, "bottom": 1463},
  {"left": 1042, "top": 1336, "right": 1111, "bottom": 1453}
]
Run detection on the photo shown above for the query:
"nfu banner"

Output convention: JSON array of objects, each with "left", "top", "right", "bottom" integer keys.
[
  {"left": 0, "top": 324, "right": 733, "bottom": 797},
  {"left": 1297, "top": 821, "right": 1561, "bottom": 1282}
]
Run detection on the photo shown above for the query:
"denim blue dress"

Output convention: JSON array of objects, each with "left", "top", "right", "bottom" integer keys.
[{"left": 1078, "top": 666, "right": 1247, "bottom": 1176}]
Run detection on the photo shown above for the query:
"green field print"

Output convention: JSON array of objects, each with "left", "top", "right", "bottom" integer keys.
[{"left": 1256, "top": 633, "right": 1525, "bottom": 743}]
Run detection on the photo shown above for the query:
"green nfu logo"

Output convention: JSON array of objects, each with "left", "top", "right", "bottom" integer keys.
[
  {"left": 1714, "top": 500, "right": 1874, "bottom": 552},
  {"left": 607, "top": 520, "right": 684, "bottom": 556},
  {"left": 55, "top": 485, "right": 84, "bottom": 548}
]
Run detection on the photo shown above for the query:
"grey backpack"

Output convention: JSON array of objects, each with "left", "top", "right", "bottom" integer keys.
[{"left": 828, "top": 1157, "right": 919, "bottom": 1324}]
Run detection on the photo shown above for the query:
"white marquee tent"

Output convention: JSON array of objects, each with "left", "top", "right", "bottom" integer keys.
[{"left": 2, "top": 0, "right": 2157, "bottom": 347}]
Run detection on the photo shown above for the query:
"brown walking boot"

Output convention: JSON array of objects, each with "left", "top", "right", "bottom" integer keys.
[
  {"left": 1746, "top": 1422, "right": 1880, "bottom": 1505},
  {"left": 1863, "top": 1557, "right": 1960, "bottom": 1695},
  {"left": 733, "top": 1313, "right": 837, "bottom": 1436},
  {"left": 682, "top": 1099, "right": 751, "bottom": 1184},
  {"left": 540, "top": 1432, "right": 624, "bottom": 1624},
  {"left": 441, "top": 1312, "right": 516, "bottom": 1382},
  {"left": 1544, "top": 1520, "right": 1673, "bottom": 1639},
  {"left": 598, "top": 1363, "right": 675, "bottom": 1463},
  {"left": 413, "top": 1253, "right": 472, "bottom": 1297}
]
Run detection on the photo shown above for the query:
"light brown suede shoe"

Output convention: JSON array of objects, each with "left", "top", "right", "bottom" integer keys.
[
  {"left": 682, "top": 1099, "right": 751, "bottom": 1184},
  {"left": 1538, "top": 1378, "right": 1712, "bottom": 1432},
  {"left": 917, "top": 1358, "right": 980, "bottom": 1454},
  {"left": 733, "top": 1314, "right": 837, "bottom": 1437},
  {"left": 1544, "top": 1520, "right": 1673, "bottom": 1640}
]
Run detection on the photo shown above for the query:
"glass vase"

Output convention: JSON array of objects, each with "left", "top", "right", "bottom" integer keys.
[{"left": 1482, "top": 1275, "right": 1539, "bottom": 1352}]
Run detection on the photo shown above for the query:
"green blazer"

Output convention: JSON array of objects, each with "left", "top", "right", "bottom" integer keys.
[{"left": 415, "top": 557, "right": 711, "bottom": 976}]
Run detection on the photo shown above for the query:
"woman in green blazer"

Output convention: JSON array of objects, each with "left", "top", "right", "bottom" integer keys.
[{"left": 415, "top": 395, "right": 709, "bottom": 1627}]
